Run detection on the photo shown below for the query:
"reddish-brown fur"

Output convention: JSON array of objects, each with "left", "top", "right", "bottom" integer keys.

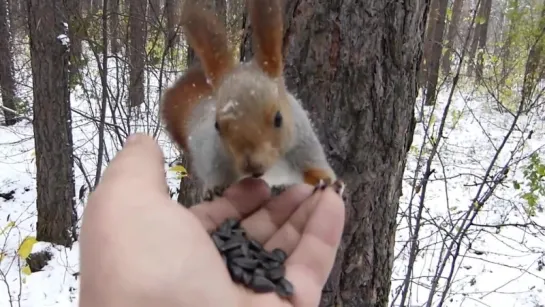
[
  {"left": 248, "top": 0, "right": 284, "bottom": 78},
  {"left": 180, "top": 1, "right": 235, "bottom": 88},
  {"left": 303, "top": 168, "right": 335, "bottom": 186},
  {"left": 160, "top": 64, "right": 213, "bottom": 152}
]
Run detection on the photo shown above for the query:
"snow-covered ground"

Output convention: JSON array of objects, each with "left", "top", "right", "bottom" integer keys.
[{"left": 1, "top": 52, "right": 544, "bottom": 306}]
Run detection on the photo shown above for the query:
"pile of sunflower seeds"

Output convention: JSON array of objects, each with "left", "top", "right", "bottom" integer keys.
[{"left": 211, "top": 218, "right": 294, "bottom": 298}]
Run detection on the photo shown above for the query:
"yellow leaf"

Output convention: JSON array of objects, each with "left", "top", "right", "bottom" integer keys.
[
  {"left": 21, "top": 265, "right": 31, "bottom": 276},
  {"left": 0, "top": 251, "right": 6, "bottom": 261},
  {"left": 0, "top": 221, "right": 15, "bottom": 236},
  {"left": 17, "top": 236, "right": 38, "bottom": 259},
  {"left": 30, "top": 150, "right": 35, "bottom": 158},
  {"left": 169, "top": 165, "right": 188, "bottom": 178}
]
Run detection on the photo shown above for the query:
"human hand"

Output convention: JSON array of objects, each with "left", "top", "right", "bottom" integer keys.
[{"left": 78, "top": 133, "right": 346, "bottom": 307}]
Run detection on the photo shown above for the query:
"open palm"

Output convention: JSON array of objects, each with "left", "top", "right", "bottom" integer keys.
[{"left": 79, "top": 134, "right": 345, "bottom": 307}]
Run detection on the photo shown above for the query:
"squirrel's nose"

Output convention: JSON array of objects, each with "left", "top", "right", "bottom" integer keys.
[
  {"left": 243, "top": 157, "right": 265, "bottom": 177},
  {"left": 251, "top": 172, "right": 264, "bottom": 178}
]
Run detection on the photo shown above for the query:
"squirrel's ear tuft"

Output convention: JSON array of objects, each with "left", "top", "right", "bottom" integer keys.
[
  {"left": 248, "top": 0, "right": 284, "bottom": 78},
  {"left": 180, "top": 1, "right": 234, "bottom": 88}
]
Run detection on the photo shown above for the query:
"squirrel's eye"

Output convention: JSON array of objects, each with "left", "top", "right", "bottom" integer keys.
[
  {"left": 274, "top": 111, "right": 282, "bottom": 128},
  {"left": 214, "top": 121, "right": 220, "bottom": 131}
]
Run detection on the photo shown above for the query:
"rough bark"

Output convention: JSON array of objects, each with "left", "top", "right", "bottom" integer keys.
[
  {"left": 164, "top": 0, "right": 179, "bottom": 47},
  {"left": 241, "top": 0, "right": 425, "bottom": 305},
  {"left": 128, "top": 0, "right": 147, "bottom": 107},
  {"left": 28, "top": 0, "right": 76, "bottom": 247},
  {"left": 0, "top": 0, "right": 18, "bottom": 126},
  {"left": 424, "top": 0, "right": 448, "bottom": 105},
  {"left": 442, "top": 0, "right": 465, "bottom": 76},
  {"left": 109, "top": 0, "right": 120, "bottom": 53},
  {"left": 474, "top": 0, "right": 493, "bottom": 81}
]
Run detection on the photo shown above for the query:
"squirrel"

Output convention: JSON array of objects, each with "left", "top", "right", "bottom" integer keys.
[{"left": 160, "top": 0, "right": 344, "bottom": 202}]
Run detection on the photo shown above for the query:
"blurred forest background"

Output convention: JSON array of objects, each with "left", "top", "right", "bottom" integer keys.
[{"left": 1, "top": 0, "right": 545, "bottom": 306}]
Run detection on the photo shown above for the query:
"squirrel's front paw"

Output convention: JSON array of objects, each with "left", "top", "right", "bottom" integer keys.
[
  {"left": 203, "top": 185, "right": 228, "bottom": 201},
  {"left": 303, "top": 168, "right": 345, "bottom": 197},
  {"left": 313, "top": 179, "right": 345, "bottom": 197},
  {"left": 270, "top": 184, "right": 289, "bottom": 197}
]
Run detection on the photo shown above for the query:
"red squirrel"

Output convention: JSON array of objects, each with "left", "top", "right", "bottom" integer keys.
[{"left": 161, "top": 0, "right": 344, "bottom": 201}]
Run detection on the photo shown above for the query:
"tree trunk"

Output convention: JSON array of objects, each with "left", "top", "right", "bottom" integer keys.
[
  {"left": 419, "top": 0, "right": 438, "bottom": 86},
  {"left": 442, "top": 0, "right": 465, "bottom": 76},
  {"left": 28, "top": 0, "right": 76, "bottom": 247},
  {"left": 474, "top": 0, "right": 493, "bottom": 82},
  {"left": 128, "top": 0, "right": 147, "bottom": 107},
  {"left": 164, "top": 0, "right": 179, "bottom": 50},
  {"left": 0, "top": 0, "right": 18, "bottom": 126},
  {"left": 241, "top": 0, "right": 425, "bottom": 305},
  {"left": 109, "top": 0, "right": 120, "bottom": 53},
  {"left": 467, "top": 0, "right": 486, "bottom": 77},
  {"left": 424, "top": 0, "right": 448, "bottom": 105},
  {"left": 65, "top": 0, "right": 83, "bottom": 77},
  {"left": 149, "top": 0, "right": 161, "bottom": 27}
]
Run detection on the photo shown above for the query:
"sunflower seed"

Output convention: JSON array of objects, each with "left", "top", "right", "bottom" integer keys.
[
  {"left": 249, "top": 239, "right": 263, "bottom": 251},
  {"left": 240, "top": 242, "right": 250, "bottom": 257},
  {"left": 266, "top": 265, "right": 285, "bottom": 281},
  {"left": 242, "top": 271, "right": 253, "bottom": 285},
  {"left": 228, "top": 263, "right": 244, "bottom": 282},
  {"left": 276, "top": 277, "right": 294, "bottom": 298},
  {"left": 219, "top": 239, "right": 243, "bottom": 252},
  {"left": 250, "top": 275, "right": 276, "bottom": 293},
  {"left": 225, "top": 218, "right": 240, "bottom": 229},
  {"left": 232, "top": 257, "right": 259, "bottom": 270},
  {"left": 261, "top": 259, "right": 281, "bottom": 270},
  {"left": 226, "top": 248, "right": 245, "bottom": 259},
  {"left": 254, "top": 268, "right": 266, "bottom": 277},
  {"left": 271, "top": 248, "right": 287, "bottom": 263},
  {"left": 211, "top": 233, "right": 225, "bottom": 248}
]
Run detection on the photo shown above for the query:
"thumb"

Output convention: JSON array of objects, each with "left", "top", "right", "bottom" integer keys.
[{"left": 91, "top": 133, "right": 169, "bottom": 208}]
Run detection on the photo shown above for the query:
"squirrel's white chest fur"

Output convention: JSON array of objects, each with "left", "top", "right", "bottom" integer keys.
[{"left": 248, "top": 158, "right": 303, "bottom": 187}]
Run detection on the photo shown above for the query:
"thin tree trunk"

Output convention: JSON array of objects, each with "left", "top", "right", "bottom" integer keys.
[
  {"left": 95, "top": 0, "right": 109, "bottom": 189},
  {"left": 425, "top": 0, "right": 449, "bottom": 105},
  {"left": 442, "top": 0, "right": 465, "bottom": 76},
  {"left": 28, "top": 0, "right": 76, "bottom": 247},
  {"left": 164, "top": 0, "right": 179, "bottom": 54},
  {"left": 65, "top": 0, "right": 83, "bottom": 77},
  {"left": 419, "top": 0, "right": 438, "bottom": 86},
  {"left": 474, "top": 0, "right": 493, "bottom": 82},
  {"left": 241, "top": 0, "right": 425, "bottom": 305},
  {"left": 467, "top": 0, "right": 486, "bottom": 77},
  {"left": 0, "top": 0, "right": 18, "bottom": 126},
  {"left": 128, "top": 0, "right": 147, "bottom": 107},
  {"left": 149, "top": 0, "right": 161, "bottom": 27},
  {"left": 109, "top": 0, "right": 120, "bottom": 53}
]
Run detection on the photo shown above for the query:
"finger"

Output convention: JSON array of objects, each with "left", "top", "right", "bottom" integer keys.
[
  {"left": 240, "top": 184, "right": 314, "bottom": 243},
  {"left": 189, "top": 178, "right": 271, "bottom": 232},
  {"left": 284, "top": 189, "right": 345, "bottom": 306},
  {"left": 261, "top": 189, "right": 321, "bottom": 254},
  {"left": 91, "top": 133, "right": 169, "bottom": 208}
]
